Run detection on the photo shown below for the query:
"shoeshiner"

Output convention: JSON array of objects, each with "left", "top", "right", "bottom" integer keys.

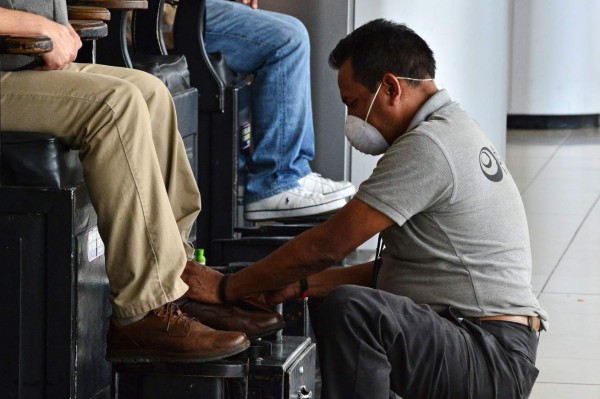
[
  {"left": 206, "top": 20, "right": 549, "bottom": 398},
  {"left": 0, "top": 0, "right": 282, "bottom": 363}
]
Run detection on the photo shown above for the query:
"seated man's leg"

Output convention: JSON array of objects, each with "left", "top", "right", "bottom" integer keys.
[
  {"left": 205, "top": 0, "right": 355, "bottom": 220},
  {"left": 0, "top": 65, "right": 249, "bottom": 361},
  {"left": 54, "top": 64, "right": 284, "bottom": 340},
  {"left": 74, "top": 63, "right": 201, "bottom": 257},
  {"left": 315, "top": 286, "right": 481, "bottom": 399}
]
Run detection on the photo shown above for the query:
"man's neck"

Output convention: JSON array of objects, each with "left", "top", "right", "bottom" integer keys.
[{"left": 397, "top": 83, "right": 439, "bottom": 137}]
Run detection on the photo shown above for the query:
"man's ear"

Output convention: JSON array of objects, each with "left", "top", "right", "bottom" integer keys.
[{"left": 382, "top": 73, "right": 402, "bottom": 105}]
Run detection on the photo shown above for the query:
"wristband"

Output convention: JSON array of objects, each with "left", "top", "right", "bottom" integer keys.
[
  {"left": 219, "top": 274, "right": 232, "bottom": 304},
  {"left": 300, "top": 278, "right": 309, "bottom": 299}
]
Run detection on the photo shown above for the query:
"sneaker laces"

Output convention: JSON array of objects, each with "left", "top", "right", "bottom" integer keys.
[
  {"left": 154, "top": 302, "right": 194, "bottom": 332},
  {"left": 300, "top": 173, "right": 339, "bottom": 189},
  {"left": 300, "top": 172, "right": 319, "bottom": 182},
  {"left": 288, "top": 186, "right": 323, "bottom": 198}
]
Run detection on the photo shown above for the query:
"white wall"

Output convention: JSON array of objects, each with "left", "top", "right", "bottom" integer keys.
[
  {"left": 509, "top": 0, "right": 600, "bottom": 115},
  {"left": 352, "top": 0, "right": 512, "bottom": 248},
  {"left": 260, "top": 0, "right": 513, "bottom": 249}
]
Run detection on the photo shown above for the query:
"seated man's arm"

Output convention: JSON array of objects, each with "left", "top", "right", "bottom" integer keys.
[
  {"left": 226, "top": 198, "right": 394, "bottom": 301},
  {"left": 0, "top": 7, "right": 80, "bottom": 70}
]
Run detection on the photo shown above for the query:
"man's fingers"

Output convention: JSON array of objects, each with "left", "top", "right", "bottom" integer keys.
[
  {"left": 40, "top": 53, "right": 69, "bottom": 70},
  {"left": 241, "top": 0, "right": 258, "bottom": 9},
  {"left": 37, "top": 22, "right": 78, "bottom": 70},
  {"left": 266, "top": 284, "right": 298, "bottom": 305}
]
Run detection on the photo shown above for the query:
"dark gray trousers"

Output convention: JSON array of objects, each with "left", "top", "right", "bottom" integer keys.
[{"left": 314, "top": 285, "right": 539, "bottom": 399}]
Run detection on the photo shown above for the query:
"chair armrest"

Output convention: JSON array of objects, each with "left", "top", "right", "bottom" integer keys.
[{"left": 0, "top": 36, "right": 53, "bottom": 55}]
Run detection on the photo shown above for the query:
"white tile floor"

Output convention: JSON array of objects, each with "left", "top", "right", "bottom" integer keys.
[{"left": 506, "top": 126, "right": 600, "bottom": 399}]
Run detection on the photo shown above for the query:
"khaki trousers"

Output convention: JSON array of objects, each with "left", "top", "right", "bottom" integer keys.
[{"left": 0, "top": 63, "right": 201, "bottom": 318}]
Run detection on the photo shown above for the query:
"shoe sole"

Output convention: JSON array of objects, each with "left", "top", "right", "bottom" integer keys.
[
  {"left": 245, "top": 321, "right": 286, "bottom": 340},
  {"left": 245, "top": 197, "right": 347, "bottom": 222},
  {"left": 106, "top": 341, "right": 250, "bottom": 364}
]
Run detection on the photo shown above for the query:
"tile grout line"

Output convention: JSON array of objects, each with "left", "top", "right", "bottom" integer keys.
[
  {"left": 535, "top": 382, "right": 600, "bottom": 386},
  {"left": 538, "top": 192, "right": 600, "bottom": 297},
  {"left": 516, "top": 128, "right": 575, "bottom": 297},
  {"left": 518, "top": 129, "right": 574, "bottom": 195},
  {"left": 539, "top": 292, "right": 600, "bottom": 297}
]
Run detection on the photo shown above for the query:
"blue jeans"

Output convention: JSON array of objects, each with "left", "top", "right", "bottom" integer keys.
[{"left": 205, "top": 0, "right": 314, "bottom": 203}]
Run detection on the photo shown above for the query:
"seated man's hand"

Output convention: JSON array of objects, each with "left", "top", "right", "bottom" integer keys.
[
  {"left": 181, "top": 260, "right": 224, "bottom": 304},
  {"left": 39, "top": 20, "right": 81, "bottom": 70},
  {"left": 67, "top": 23, "right": 83, "bottom": 61}
]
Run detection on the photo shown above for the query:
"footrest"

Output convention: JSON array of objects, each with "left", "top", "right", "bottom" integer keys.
[
  {"left": 113, "top": 358, "right": 248, "bottom": 377},
  {"left": 248, "top": 336, "right": 316, "bottom": 399},
  {"left": 113, "top": 359, "right": 249, "bottom": 399},
  {"left": 247, "top": 339, "right": 273, "bottom": 359}
]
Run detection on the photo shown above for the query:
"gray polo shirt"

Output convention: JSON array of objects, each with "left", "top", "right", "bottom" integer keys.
[
  {"left": 355, "top": 89, "right": 548, "bottom": 328},
  {"left": 0, "top": 0, "right": 68, "bottom": 71}
]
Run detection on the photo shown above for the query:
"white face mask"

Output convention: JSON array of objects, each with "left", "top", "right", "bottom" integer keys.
[{"left": 344, "top": 76, "right": 433, "bottom": 155}]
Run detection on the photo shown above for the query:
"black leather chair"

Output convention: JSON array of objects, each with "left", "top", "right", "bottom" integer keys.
[{"left": 0, "top": 28, "right": 113, "bottom": 399}]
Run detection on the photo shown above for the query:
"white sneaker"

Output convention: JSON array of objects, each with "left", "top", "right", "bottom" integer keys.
[
  {"left": 244, "top": 187, "right": 347, "bottom": 221},
  {"left": 298, "top": 173, "right": 356, "bottom": 200}
]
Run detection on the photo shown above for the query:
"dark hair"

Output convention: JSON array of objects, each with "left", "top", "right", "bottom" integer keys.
[{"left": 329, "top": 19, "right": 436, "bottom": 91}]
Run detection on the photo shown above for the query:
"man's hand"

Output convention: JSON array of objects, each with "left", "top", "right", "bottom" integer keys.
[
  {"left": 39, "top": 21, "right": 81, "bottom": 70},
  {"left": 0, "top": 8, "right": 81, "bottom": 69},
  {"left": 67, "top": 23, "right": 83, "bottom": 61},
  {"left": 266, "top": 282, "right": 301, "bottom": 306},
  {"left": 181, "top": 260, "right": 225, "bottom": 304},
  {"left": 240, "top": 0, "right": 258, "bottom": 9}
]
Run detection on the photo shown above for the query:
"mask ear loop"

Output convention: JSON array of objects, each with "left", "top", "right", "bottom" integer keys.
[
  {"left": 364, "top": 82, "right": 383, "bottom": 123},
  {"left": 395, "top": 76, "right": 434, "bottom": 82}
]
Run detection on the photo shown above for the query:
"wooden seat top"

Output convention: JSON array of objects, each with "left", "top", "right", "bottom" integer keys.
[
  {"left": 69, "top": 20, "right": 109, "bottom": 40},
  {"left": 67, "top": 5, "right": 111, "bottom": 21},
  {"left": 68, "top": 1, "right": 148, "bottom": 10}
]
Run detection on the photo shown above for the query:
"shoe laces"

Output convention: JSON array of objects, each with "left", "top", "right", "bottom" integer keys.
[
  {"left": 287, "top": 187, "right": 322, "bottom": 198},
  {"left": 305, "top": 172, "right": 330, "bottom": 183},
  {"left": 300, "top": 173, "right": 339, "bottom": 190},
  {"left": 155, "top": 302, "right": 194, "bottom": 332}
]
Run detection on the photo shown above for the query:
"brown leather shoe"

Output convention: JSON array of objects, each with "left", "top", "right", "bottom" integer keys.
[
  {"left": 179, "top": 299, "right": 285, "bottom": 340},
  {"left": 106, "top": 303, "right": 250, "bottom": 363}
]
